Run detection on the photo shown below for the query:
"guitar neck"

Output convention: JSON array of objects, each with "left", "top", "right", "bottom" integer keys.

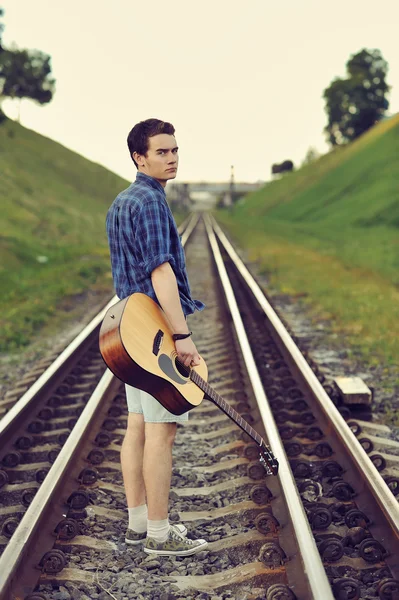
[{"left": 190, "top": 370, "right": 263, "bottom": 446}]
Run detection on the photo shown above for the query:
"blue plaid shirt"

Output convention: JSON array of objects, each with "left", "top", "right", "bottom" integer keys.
[{"left": 106, "top": 171, "right": 205, "bottom": 317}]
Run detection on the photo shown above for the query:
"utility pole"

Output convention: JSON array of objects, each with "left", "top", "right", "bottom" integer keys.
[
  {"left": 223, "top": 165, "right": 235, "bottom": 208},
  {"left": 230, "top": 165, "right": 235, "bottom": 204}
]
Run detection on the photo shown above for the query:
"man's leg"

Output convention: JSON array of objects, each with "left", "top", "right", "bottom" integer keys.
[
  {"left": 143, "top": 422, "right": 177, "bottom": 520},
  {"left": 137, "top": 390, "right": 207, "bottom": 555},
  {"left": 121, "top": 412, "right": 146, "bottom": 508},
  {"left": 122, "top": 386, "right": 148, "bottom": 544}
]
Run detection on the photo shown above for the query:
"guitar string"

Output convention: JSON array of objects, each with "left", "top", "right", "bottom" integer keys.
[
  {"left": 193, "top": 370, "right": 277, "bottom": 468},
  {"left": 190, "top": 369, "right": 263, "bottom": 445},
  {"left": 174, "top": 358, "right": 276, "bottom": 468}
]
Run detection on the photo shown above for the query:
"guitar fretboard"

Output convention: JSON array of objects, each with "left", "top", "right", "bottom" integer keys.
[{"left": 190, "top": 370, "right": 263, "bottom": 446}]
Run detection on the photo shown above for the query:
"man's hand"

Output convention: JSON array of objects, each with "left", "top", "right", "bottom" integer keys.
[
  {"left": 175, "top": 337, "right": 201, "bottom": 368},
  {"left": 150, "top": 263, "right": 201, "bottom": 368}
]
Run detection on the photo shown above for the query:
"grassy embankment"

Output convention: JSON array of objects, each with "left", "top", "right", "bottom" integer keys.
[
  {"left": 0, "top": 118, "right": 185, "bottom": 353},
  {"left": 0, "top": 118, "right": 128, "bottom": 352},
  {"left": 216, "top": 114, "right": 399, "bottom": 387}
]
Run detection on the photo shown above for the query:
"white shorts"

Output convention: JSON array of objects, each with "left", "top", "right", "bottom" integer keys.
[{"left": 125, "top": 384, "right": 189, "bottom": 424}]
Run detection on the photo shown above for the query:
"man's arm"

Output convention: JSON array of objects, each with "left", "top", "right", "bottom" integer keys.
[
  {"left": 151, "top": 262, "right": 188, "bottom": 333},
  {"left": 132, "top": 201, "right": 200, "bottom": 367},
  {"left": 151, "top": 262, "right": 201, "bottom": 367}
]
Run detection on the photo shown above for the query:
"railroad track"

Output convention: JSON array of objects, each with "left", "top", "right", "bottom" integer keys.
[{"left": 1, "top": 213, "right": 399, "bottom": 600}]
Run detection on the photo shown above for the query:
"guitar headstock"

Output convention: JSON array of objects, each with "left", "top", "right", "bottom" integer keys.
[{"left": 258, "top": 441, "right": 279, "bottom": 476}]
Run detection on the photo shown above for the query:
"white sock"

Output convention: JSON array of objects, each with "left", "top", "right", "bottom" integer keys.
[
  {"left": 147, "top": 518, "right": 171, "bottom": 542},
  {"left": 128, "top": 504, "right": 148, "bottom": 533}
]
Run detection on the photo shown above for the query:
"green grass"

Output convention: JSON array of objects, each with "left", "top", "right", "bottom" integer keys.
[
  {"left": 0, "top": 120, "right": 119, "bottom": 351},
  {"left": 216, "top": 114, "right": 399, "bottom": 373}
]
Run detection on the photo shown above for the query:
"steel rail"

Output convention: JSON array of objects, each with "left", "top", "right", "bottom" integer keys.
[
  {"left": 0, "top": 211, "right": 197, "bottom": 599},
  {"left": 177, "top": 211, "right": 195, "bottom": 238},
  {"left": 203, "top": 214, "right": 334, "bottom": 600},
  {"left": 0, "top": 370, "right": 115, "bottom": 599},
  {"left": 0, "top": 214, "right": 193, "bottom": 443},
  {"left": 180, "top": 211, "right": 200, "bottom": 247},
  {"left": 210, "top": 214, "right": 399, "bottom": 574},
  {"left": 0, "top": 296, "right": 116, "bottom": 441}
]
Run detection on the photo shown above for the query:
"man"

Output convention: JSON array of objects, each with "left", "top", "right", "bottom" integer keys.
[{"left": 106, "top": 118, "right": 207, "bottom": 556}]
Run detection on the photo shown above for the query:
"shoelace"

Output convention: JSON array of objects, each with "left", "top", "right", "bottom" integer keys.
[{"left": 170, "top": 529, "right": 196, "bottom": 545}]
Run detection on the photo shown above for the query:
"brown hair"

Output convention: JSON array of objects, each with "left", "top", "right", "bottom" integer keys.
[{"left": 127, "top": 118, "right": 175, "bottom": 168}]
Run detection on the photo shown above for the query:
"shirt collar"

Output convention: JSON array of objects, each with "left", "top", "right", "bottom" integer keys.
[{"left": 135, "top": 171, "right": 166, "bottom": 195}]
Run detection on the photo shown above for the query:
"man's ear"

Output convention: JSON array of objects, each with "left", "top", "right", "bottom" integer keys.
[{"left": 133, "top": 151, "right": 145, "bottom": 167}]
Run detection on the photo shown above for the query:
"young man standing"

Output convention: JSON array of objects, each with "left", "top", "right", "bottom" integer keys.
[{"left": 106, "top": 118, "right": 207, "bottom": 556}]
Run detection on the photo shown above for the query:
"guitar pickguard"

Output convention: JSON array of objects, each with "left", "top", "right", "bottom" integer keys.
[{"left": 158, "top": 354, "right": 188, "bottom": 385}]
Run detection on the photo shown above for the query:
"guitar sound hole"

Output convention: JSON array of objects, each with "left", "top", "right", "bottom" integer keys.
[{"left": 175, "top": 358, "right": 190, "bottom": 378}]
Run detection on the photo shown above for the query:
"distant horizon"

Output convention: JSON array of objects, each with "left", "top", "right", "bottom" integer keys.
[
  {"left": 8, "top": 115, "right": 269, "bottom": 185},
  {"left": 8, "top": 110, "right": 398, "bottom": 187},
  {"left": 2, "top": 0, "right": 398, "bottom": 182}
]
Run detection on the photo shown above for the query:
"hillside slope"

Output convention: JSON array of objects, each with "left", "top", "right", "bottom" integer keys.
[
  {"left": 216, "top": 116, "right": 399, "bottom": 367},
  {"left": 241, "top": 114, "right": 399, "bottom": 224},
  {"left": 0, "top": 117, "right": 130, "bottom": 351},
  {"left": 225, "top": 114, "right": 399, "bottom": 284}
]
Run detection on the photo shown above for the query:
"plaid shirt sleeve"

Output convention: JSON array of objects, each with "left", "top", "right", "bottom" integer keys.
[{"left": 134, "top": 200, "right": 176, "bottom": 275}]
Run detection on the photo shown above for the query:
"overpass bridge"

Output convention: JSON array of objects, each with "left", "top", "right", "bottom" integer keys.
[{"left": 166, "top": 180, "right": 264, "bottom": 210}]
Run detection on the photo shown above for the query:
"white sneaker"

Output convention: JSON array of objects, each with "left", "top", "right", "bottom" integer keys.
[
  {"left": 125, "top": 523, "right": 188, "bottom": 545},
  {"left": 144, "top": 526, "right": 207, "bottom": 556}
]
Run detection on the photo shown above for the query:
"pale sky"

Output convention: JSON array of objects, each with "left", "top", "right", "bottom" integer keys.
[{"left": 1, "top": 0, "right": 398, "bottom": 183}]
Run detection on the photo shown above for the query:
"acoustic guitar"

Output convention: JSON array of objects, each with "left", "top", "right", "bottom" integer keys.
[{"left": 99, "top": 293, "right": 278, "bottom": 476}]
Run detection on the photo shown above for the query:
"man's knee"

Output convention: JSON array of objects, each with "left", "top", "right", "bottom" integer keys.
[
  {"left": 125, "top": 413, "right": 145, "bottom": 440},
  {"left": 145, "top": 422, "right": 177, "bottom": 447}
]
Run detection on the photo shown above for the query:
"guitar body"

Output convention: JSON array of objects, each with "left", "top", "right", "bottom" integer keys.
[
  {"left": 100, "top": 293, "right": 279, "bottom": 475},
  {"left": 99, "top": 293, "right": 208, "bottom": 415}
]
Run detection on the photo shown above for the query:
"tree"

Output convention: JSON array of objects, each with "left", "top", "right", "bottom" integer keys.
[
  {"left": 0, "top": 47, "right": 55, "bottom": 122},
  {"left": 324, "top": 48, "right": 390, "bottom": 146},
  {"left": 0, "top": 7, "right": 4, "bottom": 51},
  {"left": 301, "top": 147, "right": 320, "bottom": 167},
  {"left": 271, "top": 160, "right": 294, "bottom": 176},
  {"left": 0, "top": 6, "right": 56, "bottom": 122},
  {"left": 0, "top": 7, "right": 6, "bottom": 121}
]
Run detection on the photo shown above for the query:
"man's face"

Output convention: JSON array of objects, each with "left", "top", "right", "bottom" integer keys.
[{"left": 134, "top": 134, "right": 179, "bottom": 185}]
